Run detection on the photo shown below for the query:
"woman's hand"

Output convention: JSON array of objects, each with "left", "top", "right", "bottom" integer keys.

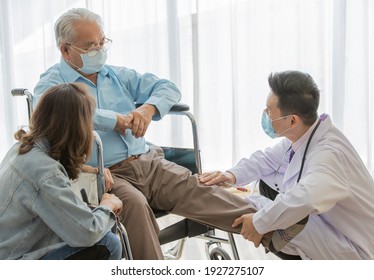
[{"left": 100, "top": 193, "right": 123, "bottom": 215}]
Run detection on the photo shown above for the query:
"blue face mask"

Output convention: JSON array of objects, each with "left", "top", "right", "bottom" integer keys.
[
  {"left": 261, "top": 111, "right": 291, "bottom": 139},
  {"left": 77, "top": 49, "right": 107, "bottom": 74}
]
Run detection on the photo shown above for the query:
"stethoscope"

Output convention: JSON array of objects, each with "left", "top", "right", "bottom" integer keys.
[{"left": 274, "top": 119, "right": 321, "bottom": 191}]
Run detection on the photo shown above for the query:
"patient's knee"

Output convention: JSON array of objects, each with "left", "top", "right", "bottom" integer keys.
[{"left": 117, "top": 191, "right": 152, "bottom": 220}]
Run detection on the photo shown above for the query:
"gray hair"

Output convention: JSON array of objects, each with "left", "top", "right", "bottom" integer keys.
[{"left": 54, "top": 8, "right": 103, "bottom": 47}]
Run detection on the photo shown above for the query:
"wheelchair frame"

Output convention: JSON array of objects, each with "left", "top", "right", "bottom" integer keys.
[
  {"left": 12, "top": 88, "right": 240, "bottom": 260},
  {"left": 145, "top": 103, "right": 240, "bottom": 260}
]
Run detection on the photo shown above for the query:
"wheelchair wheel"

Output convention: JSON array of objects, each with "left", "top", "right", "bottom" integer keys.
[{"left": 209, "top": 247, "right": 231, "bottom": 260}]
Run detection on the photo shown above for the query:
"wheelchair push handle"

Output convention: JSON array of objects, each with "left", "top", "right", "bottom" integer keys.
[
  {"left": 11, "top": 88, "right": 34, "bottom": 118},
  {"left": 11, "top": 88, "right": 34, "bottom": 102},
  {"left": 11, "top": 88, "right": 31, "bottom": 97}
]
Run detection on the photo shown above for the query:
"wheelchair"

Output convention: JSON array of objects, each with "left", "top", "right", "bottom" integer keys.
[
  {"left": 134, "top": 103, "right": 240, "bottom": 260},
  {"left": 12, "top": 88, "right": 240, "bottom": 260}
]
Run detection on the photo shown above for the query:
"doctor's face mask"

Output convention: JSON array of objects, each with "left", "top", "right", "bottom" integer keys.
[{"left": 261, "top": 111, "right": 291, "bottom": 138}]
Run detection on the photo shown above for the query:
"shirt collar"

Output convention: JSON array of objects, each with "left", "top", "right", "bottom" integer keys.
[
  {"left": 292, "top": 118, "right": 319, "bottom": 153},
  {"left": 60, "top": 58, "right": 81, "bottom": 82},
  {"left": 34, "top": 138, "right": 50, "bottom": 154},
  {"left": 59, "top": 57, "right": 109, "bottom": 82}
]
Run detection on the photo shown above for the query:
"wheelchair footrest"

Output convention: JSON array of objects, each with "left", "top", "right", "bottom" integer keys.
[{"left": 158, "top": 218, "right": 211, "bottom": 245}]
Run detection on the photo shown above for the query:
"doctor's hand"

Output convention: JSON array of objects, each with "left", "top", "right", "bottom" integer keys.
[
  {"left": 129, "top": 104, "right": 157, "bottom": 138},
  {"left": 115, "top": 113, "right": 133, "bottom": 135},
  {"left": 232, "top": 213, "right": 263, "bottom": 247},
  {"left": 198, "top": 171, "right": 236, "bottom": 186}
]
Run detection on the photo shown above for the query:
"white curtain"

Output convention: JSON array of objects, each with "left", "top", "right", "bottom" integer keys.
[{"left": 1, "top": 0, "right": 373, "bottom": 175}]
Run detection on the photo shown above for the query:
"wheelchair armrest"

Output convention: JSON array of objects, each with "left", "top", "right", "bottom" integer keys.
[
  {"left": 135, "top": 103, "right": 190, "bottom": 113},
  {"left": 169, "top": 103, "right": 190, "bottom": 112},
  {"left": 136, "top": 102, "right": 201, "bottom": 174}
]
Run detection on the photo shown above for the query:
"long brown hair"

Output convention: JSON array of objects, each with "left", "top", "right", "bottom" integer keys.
[{"left": 14, "top": 83, "right": 96, "bottom": 180}]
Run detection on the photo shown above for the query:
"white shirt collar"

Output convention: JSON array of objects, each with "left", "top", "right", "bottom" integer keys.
[{"left": 292, "top": 118, "right": 319, "bottom": 153}]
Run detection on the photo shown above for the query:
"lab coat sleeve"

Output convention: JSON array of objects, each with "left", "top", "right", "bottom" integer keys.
[
  {"left": 228, "top": 139, "right": 291, "bottom": 185},
  {"left": 253, "top": 145, "right": 351, "bottom": 234}
]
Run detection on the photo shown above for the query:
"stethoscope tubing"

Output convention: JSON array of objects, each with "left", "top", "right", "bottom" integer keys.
[{"left": 296, "top": 119, "right": 322, "bottom": 183}]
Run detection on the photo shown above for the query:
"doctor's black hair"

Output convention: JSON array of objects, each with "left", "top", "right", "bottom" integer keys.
[{"left": 268, "top": 70, "right": 320, "bottom": 126}]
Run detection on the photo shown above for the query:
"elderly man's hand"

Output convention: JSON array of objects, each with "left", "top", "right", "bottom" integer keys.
[
  {"left": 129, "top": 104, "right": 157, "bottom": 138},
  {"left": 114, "top": 114, "right": 133, "bottom": 135}
]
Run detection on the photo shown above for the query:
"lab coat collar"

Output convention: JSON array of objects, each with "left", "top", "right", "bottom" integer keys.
[
  {"left": 292, "top": 118, "right": 320, "bottom": 153},
  {"left": 283, "top": 114, "right": 332, "bottom": 188}
]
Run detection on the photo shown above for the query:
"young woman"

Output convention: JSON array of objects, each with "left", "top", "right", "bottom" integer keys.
[{"left": 0, "top": 83, "right": 123, "bottom": 259}]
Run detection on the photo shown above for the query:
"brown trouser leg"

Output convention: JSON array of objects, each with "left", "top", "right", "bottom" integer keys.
[
  {"left": 110, "top": 145, "right": 257, "bottom": 259},
  {"left": 110, "top": 173, "right": 163, "bottom": 260}
]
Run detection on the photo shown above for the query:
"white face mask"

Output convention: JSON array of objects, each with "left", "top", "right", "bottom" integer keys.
[{"left": 77, "top": 48, "right": 107, "bottom": 74}]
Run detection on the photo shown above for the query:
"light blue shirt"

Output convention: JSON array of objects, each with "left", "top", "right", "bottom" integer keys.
[{"left": 34, "top": 59, "right": 181, "bottom": 167}]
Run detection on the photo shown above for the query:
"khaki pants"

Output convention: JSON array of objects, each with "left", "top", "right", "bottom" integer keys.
[{"left": 110, "top": 145, "right": 257, "bottom": 260}]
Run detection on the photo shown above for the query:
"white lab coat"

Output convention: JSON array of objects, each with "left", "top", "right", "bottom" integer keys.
[{"left": 229, "top": 114, "right": 374, "bottom": 259}]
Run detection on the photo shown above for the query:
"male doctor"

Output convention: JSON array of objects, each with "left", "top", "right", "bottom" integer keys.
[{"left": 199, "top": 70, "right": 374, "bottom": 259}]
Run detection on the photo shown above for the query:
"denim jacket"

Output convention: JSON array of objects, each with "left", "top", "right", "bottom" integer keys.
[{"left": 0, "top": 139, "right": 116, "bottom": 259}]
